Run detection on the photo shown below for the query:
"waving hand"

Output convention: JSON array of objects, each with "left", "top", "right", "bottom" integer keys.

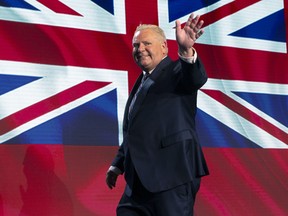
[{"left": 175, "top": 13, "right": 204, "bottom": 57}]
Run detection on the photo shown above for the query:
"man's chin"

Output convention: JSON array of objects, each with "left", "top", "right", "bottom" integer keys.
[
  {"left": 139, "top": 64, "right": 151, "bottom": 71},
  {"left": 137, "top": 61, "right": 149, "bottom": 68}
]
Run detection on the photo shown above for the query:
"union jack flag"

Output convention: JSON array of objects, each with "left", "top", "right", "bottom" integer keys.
[{"left": 0, "top": 0, "right": 287, "bottom": 215}]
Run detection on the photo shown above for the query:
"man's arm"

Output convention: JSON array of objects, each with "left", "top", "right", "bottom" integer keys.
[
  {"left": 175, "top": 13, "right": 204, "bottom": 58},
  {"left": 106, "top": 169, "right": 119, "bottom": 189},
  {"left": 180, "top": 57, "right": 207, "bottom": 91},
  {"left": 175, "top": 13, "right": 207, "bottom": 91},
  {"left": 105, "top": 144, "right": 125, "bottom": 189}
]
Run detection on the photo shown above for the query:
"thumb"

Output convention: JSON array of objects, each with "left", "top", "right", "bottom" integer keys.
[{"left": 175, "top": 20, "right": 181, "bottom": 33}]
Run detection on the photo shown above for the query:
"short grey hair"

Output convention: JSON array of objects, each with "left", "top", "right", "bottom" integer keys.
[{"left": 134, "top": 24, "right": 167, "bottom": 42}]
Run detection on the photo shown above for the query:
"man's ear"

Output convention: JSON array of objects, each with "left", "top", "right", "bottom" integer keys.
[{"left": 162, "top": 41, "right": 168, "bottom": 54}]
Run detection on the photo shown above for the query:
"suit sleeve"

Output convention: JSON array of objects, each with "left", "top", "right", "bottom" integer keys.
[
  {"left": 110, "top": 144, "right": 125, "bottom": 173},
  {"left": 179, "top": 57, "right": 208, "bottom": 92}
]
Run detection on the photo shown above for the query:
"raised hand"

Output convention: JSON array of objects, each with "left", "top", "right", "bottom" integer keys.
[{"left": 175, "top": 13, "right": 204, "bottom": 57}]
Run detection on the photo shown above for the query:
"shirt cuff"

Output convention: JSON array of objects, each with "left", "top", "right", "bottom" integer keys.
[
  {"left": 178, "top": 47, "right": 198, "bottom": 64},
  {"left": 108, "top": 166, "right": 122, "bottom": 175}
]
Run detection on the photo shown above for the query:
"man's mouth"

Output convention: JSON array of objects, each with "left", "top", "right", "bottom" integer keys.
[{"left": 137, "top": 54, "right": 149, "bottom": 60}]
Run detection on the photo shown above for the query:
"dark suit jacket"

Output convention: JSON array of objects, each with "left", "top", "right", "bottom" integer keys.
[{"left": 111, "top": 56, "right": 209, "bottom": 193}]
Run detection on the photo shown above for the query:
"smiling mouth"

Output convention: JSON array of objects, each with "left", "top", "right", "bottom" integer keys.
[{"left": 137, "top": 55, "right": 149, "bottom": 60}]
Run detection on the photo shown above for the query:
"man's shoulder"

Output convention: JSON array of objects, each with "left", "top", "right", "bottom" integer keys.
[{"left": 160, "top": 56, "right": 181, "bottom": 70}]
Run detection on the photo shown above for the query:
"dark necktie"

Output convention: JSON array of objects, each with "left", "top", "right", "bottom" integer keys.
[{"left": 128, "top": 73, "right": 149, "bottom": 119}]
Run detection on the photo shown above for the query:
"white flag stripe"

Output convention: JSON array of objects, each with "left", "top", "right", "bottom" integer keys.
[
  {"left": 198, "top": 78, "right": 288, "bottom": 149},
  {"left": 198, "top": 90, "right": 287, "bottom": 149},
  {"left": 0, "top": 0, "right": 126, "bottom": 33},
  {"left": 0, "top": 60, "right": 128, "bottom": 144}
]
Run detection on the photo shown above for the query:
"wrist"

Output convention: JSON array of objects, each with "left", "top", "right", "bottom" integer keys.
[
  {"left": 108, "top": 166, "right": 122, "bottom": 175},
  {"left": 178, "top": 47, "right": 194, "bottom": 58}
]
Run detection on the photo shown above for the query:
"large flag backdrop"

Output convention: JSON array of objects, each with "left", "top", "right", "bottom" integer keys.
[{"left": 0, "top": 0, "right": 287, "bottom": 215}]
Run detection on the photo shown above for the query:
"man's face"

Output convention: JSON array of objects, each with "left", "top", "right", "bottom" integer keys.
[{"left": 132, "top": 29, "right": 167, "bottom": 72}]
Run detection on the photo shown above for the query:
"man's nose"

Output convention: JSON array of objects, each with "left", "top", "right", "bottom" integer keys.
[{"left": 138, "top": 43, "right": 145, "bottom": 52}]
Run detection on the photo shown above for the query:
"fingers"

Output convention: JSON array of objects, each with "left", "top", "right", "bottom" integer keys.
[
  {"left": 195, "top": 29, "right": 204, "bottom": 40},
  {"left": 186, "top": 13, "right": 204, "bottom": 39},
  {"left": 175, "top": 12, "right": 204, "bottom": 50},
  {"left": 175, "top": 19, "right": 181, "bottom": 34},
  {"left": 106, "top": 170, "right": 118, "bottom": 189},
  {"left": 185, "top": 13, "right": 195, "bottom": 27},
  {"left": 193, "top": 19, "right": 204, "bottom": 33},
  {"left": 186, "top": 13, "right": 200, "bottom": 28}
]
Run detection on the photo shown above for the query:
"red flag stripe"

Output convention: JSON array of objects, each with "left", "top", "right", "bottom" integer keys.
[
  {"left": 37, "top": 0, "right": 82, "bottom": 16},
  {"left": 0, "top": 81, "right": 110, "bottom": 135},
  {"left": 202, "top": 89, "right": 288, "bottom": 145}
]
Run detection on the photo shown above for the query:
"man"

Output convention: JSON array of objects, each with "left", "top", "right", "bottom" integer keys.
[{"left": 106, "top": 13, "right": 209, "bottom": 216}]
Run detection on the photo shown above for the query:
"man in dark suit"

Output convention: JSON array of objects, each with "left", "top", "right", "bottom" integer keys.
[{"left": 106, "top": 13, "right": 209, "bottom": 216}]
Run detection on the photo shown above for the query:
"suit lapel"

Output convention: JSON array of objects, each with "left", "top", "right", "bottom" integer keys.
[
  {"left": 125, "top": 57, "right": 173, "bottom": 124},
  {"left": 128, "top": 77, "right": 154, "bottom": 122}
]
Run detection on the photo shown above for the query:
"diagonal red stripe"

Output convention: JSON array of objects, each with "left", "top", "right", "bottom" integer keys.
[
  {"left": 201, "top": 0, "right": 261, "bottom": 27},
  {"left": 0, "top": 81, "right": 111, "bottom": 135},
  {"left": 37, "top": 0, "right": 82, "bottom": 16},
  {"left": 202, "top": 89, "right": 288, "bottom": 145}
]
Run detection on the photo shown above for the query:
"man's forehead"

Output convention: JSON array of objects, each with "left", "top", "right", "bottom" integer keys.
[{"left": 133, "top": 29, "right": 157, "bottom": 42}]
